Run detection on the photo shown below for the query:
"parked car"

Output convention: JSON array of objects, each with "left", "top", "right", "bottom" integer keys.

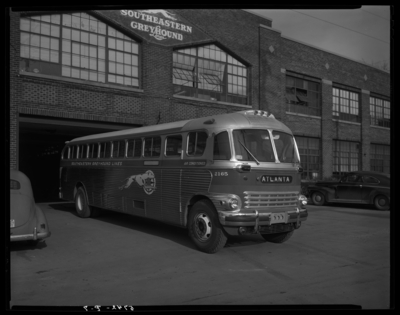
[
  {"left": 307, "top": 171, "right": 390, "bottom": 210},
  {"left": 10, "top": 169, "right": 51, "bottom": 245}
]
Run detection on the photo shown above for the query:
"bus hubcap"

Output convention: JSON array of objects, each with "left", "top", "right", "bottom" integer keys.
[
  {"left": 379, "top": 198, "right": 386, "bottom": 206},
  {"left": 194, "top": 213, "right": 212, "bottom": 241},
  {"left": 315, "top": 195, "right": 321, "bottom": 202}
]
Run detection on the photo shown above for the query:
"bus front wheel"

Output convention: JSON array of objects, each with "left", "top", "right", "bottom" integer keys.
[
  {"left": 188, "top": 200, "right": 227, "bottom": 254},
  {"left": 75, "top": 187, "right": 93, "bottom": 218}
]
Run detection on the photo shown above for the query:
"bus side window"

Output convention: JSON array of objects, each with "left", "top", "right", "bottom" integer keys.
[
  {"left": 62, "top": 147, "right": 70, "bottom": 159},
  {"left": 78, "top": 144, "right": 85, "bottom": 159},
  {"left": 99, "top": 142, "right": 106, "bottom": 159},
  {"left": 127, "top": 138, "right": 142, "bottom": 158},
  {"left": 71, "top": 145, "right": 76, "bottom": 159},
  {"left": 105, "top": 142, "right": 111, "bottom": 158},
  {"left": 144, "top": 137, "right": 161, "bottom": 157},
  {"left": 165, "top": 135, "right": 182, "bottom": 157},
  {"left": 213, "top": 131, "right": 231, "bottom": 160},
  {"left": 113, "top": 140, "right": 126, "bottom": 158},
  {"left": 187, "top": 132, "right": 207, "bottom": 157},
  {"left": 112, "top": 141, "right": 119, "bottom": 158}
]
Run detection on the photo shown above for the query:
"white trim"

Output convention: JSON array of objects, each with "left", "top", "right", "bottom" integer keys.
[
  {"left": 259, "top": 23, "right": 282, "bottom": 34},
  {"left": 281, "top": 68, "right": 286, "bottom": 73},
  {"left": 322, "top": 79, "right": 332, "bottom": 85},
  {"left": 19, "top": 71, "right": 145, "bottom": 93},
  {"left": 362, "top": 89, "right": 370, "bottom": 95},
  {"left": 370, "top": 125, "right": 390, "bottom": 131},
  {"left": 281, "top": 35, "right": 390, "bottom": 74},
  {"left": 332, "top": 119, "right": 361, "bottom": 126},
  {"left": 173, "top": 95, "right": 252, "bottom": 108},
  {"left": 285, "top": 111, "right": 321, "bottom": 120}
]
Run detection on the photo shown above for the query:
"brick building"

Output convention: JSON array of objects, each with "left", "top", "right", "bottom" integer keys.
[{"left": 8, "top": 8, "right": 390, "bottom": 201}]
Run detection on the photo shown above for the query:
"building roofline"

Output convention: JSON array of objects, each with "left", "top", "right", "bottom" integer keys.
[
  {"left": 281, "top": 34, "right": 390, "bottom": 74},
  {"left": 241, "top": 9, "right": 273, "bottom": 22}
]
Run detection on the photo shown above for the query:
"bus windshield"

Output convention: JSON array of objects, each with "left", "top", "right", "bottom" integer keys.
[{"left": 232, "top": 129, "right": 300, "bottom": 163}]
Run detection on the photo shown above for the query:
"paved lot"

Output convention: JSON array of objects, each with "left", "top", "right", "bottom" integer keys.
[{"left": 8, "top": 202, "right": 391, "bottom": 310}]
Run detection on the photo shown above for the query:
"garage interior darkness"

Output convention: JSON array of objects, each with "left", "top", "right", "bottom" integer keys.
[{"left": 18, "top": 115, "right": 139, "bottom": 202}]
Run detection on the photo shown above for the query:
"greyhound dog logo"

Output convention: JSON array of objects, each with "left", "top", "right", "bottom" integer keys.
[
  {"left": 138, "top": 10, "right": 177, "bottom": 21},
  {"left": 119, "top": 170, "right": 156, "bottom": 195}
]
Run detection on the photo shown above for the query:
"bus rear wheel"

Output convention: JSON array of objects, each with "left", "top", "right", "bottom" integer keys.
[
  {"left": 261, "top": 230, "right": 294, "bottom": 243},
  {"left": 75, "top": 187, "right": 95, "bottom": 218},
  {"left": 188, "top": 200, "right": 227, "bottom": 254}
]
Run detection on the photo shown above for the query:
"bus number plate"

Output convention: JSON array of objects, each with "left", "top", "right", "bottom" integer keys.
[{"left": 270, "top": 213, "right": 287, "bottom": 224}]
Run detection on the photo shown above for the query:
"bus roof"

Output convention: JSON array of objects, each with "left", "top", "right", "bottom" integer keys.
[{"left": 67, "top": 110, "right": 292, "bottom": 143}]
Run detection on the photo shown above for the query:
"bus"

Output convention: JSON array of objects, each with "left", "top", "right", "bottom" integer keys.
[{"left": 59, "top": 110, "right": 308, "bottom": 253}]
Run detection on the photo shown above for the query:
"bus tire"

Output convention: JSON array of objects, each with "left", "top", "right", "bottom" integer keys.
[
  {"left": 75, "top": 187, "right": 92, "bottom": 218},
  {"left": 188, "top": 200, "right": 227, "bottom": 254},
  {"left": 261, "top": 230, "right": 294, "bottom": 243}
]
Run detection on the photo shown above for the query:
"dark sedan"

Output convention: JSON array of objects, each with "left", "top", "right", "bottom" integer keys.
[{"left": 307, "top": 171, "right": 390, "bottom": 210}]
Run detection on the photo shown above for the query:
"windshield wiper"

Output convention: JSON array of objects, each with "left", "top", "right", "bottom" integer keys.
[{"left": 238, "top": 140, "right": 260, "bottom": 165}]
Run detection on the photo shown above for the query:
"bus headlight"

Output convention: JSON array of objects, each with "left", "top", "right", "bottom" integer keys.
[{"left": 298, "top": 194, "right": 307, "bottom": 207}]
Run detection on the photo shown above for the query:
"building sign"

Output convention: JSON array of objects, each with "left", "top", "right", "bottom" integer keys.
[{"left": 120, "top": 10, "right": 192, "bottom": 42}]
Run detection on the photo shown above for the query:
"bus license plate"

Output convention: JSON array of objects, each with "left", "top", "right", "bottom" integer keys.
[
  {"left": 270, "top": 213, "right": 287, "bottom": 224},
  {"left": 10, "top": 219, "right": 15, "bottom": 228}
]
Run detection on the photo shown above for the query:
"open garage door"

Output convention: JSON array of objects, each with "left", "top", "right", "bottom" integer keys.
[{"left": 18, "top": 115, "right": 140, "bottom": 202}]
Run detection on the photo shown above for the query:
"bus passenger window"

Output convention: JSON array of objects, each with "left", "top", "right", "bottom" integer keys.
[
  {"left": 213, "top": 131, "right": 231, "bottom": 160},
  {"left": 78, "top": 144, "right": 85, "bottom": 159},
  {"left": 187, "top": 132, "right": 208, "bottom": 156},
  {"left": 70, "top": 145, "right": 76, "bottom": 159},
  {"left": 88, "top": 143, "right": 95, "bottom": 158},
  {"left": 105, "top": 142, "right": 111, "bottom": 158},
  {"left": 165, "top": 135, "right": 182, "bottom": 157},
  {"left": 144, "top": 137, "right": 161, "bottom": 157},
  {"left": 127, "top": 138, "right": 142, "bottom": 158},
  {"left": 62, "top": 147, "right": 70, "bottom": 159},
  {"left": 112, "top": 141, "right": 125, "bottom": 158}
]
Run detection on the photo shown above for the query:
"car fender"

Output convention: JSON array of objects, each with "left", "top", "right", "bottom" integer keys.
[
  {"left": 366, "top": 187, "right": 390, "bottom": 204},
  {"left": 34, "top": 204, "right": 50, "bottom": 234}
]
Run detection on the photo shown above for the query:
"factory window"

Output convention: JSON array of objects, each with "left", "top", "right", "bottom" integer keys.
[
  {"left": 370, "top": 96, "right": 390, "bottom": 128},
  {"left": 370, "top": 144, "right": 390, "bottom": 174},
  {"left": 295, "top": 136, "right": 321, "bottom": 180},
  {"left": 285, "top": 75, "right": 321, "bottom": 116},
  {"left": 20, "top": 12, "right": 140, "bottom": 88},
  {"left": 173, "top": 44, "right": 248, "bottom": 105},
  {"left": 332, "top": 87, "right": 360, "bottom": 123},
  {"left": 333, "top": 140, "right": 360, "bottom": 177}
]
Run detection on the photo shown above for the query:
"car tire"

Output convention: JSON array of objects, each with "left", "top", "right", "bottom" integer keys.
[
  {"left": 312, "top": 191, "right": 326, "bottom": 206},
  {"left": 188, "top": 199, "right": 227, "bottom": 254},
  {"left": 374, "top": 195, "right": 390, "bottom": 211},
  {"left": 75, "top": 187, "right": 94, "bottom": 218},
  {"left": 261, "top": 230, "right": 294, "bottom": 243}
]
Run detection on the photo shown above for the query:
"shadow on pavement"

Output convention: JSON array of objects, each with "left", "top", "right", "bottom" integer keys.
[{"left": 46, "top": 202, "right": 269, "bottom": 252}]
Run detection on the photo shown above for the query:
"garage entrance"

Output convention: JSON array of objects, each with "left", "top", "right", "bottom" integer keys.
[{"left": 18, "top": 115, "right": 140, "bottom": 202}]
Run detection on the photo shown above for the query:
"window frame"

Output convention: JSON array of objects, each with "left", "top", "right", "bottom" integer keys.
[
  {"left": 285, "top": 74, "right": 321, "bottom": 117},
  {"left": 333, "top": 140, "right": 360, "bottom": 177},
  {"left": 295, "top": 136, "right": 321, "bottom": 180},
  {"left": 332, "top": 87, "right": 360, "bottom": 123},
  {"left": 172, "top": 44, "right": 248, "bottom": 105},
  {"left": 370, "top": 96, "right": 390, "bottom": 128},
  {"left": 19, "top": 12, "right": 141, "bottom": 88}
]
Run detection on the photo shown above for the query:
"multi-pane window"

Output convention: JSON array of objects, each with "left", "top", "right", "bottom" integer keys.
[
  {"left": 173, "top": 45, "right": 248, "bottom": 105},
  {"left": 20, "top": 13, "right": 140, "bottom": 87},
  {"left": 295, "top": 136, "right": 321, "bottom": 180},
  {"left": 333, "top": 140, "right": 360, "bottom": 176},
  {"left": 332, "top": 87, "right": 360, "bottom": 123},
  {"left": 370, "top": 96, "right": 390, "bottom": 128},
  {"left": 370, "top": 144, "right": 390, "bottom": 174},
  {"left": 285, "top": 75, "right": 321, "bottom": 116}
]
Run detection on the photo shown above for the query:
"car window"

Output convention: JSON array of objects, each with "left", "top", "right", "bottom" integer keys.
[
  {"left": 363, "top": 176, "right": 380, "bottom": 184},
  {"left": 342, "top": 174, "right": 361, "bottom": 183}
]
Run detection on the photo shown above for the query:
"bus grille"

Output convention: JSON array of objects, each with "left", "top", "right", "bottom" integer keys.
[{"left": 243, "top": 191, "right": 298, "bottom": 209}]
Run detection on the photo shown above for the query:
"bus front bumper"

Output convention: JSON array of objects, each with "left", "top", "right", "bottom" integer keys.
[{"left": 218, "top": 208, "right": 308, "bottom": 236}]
